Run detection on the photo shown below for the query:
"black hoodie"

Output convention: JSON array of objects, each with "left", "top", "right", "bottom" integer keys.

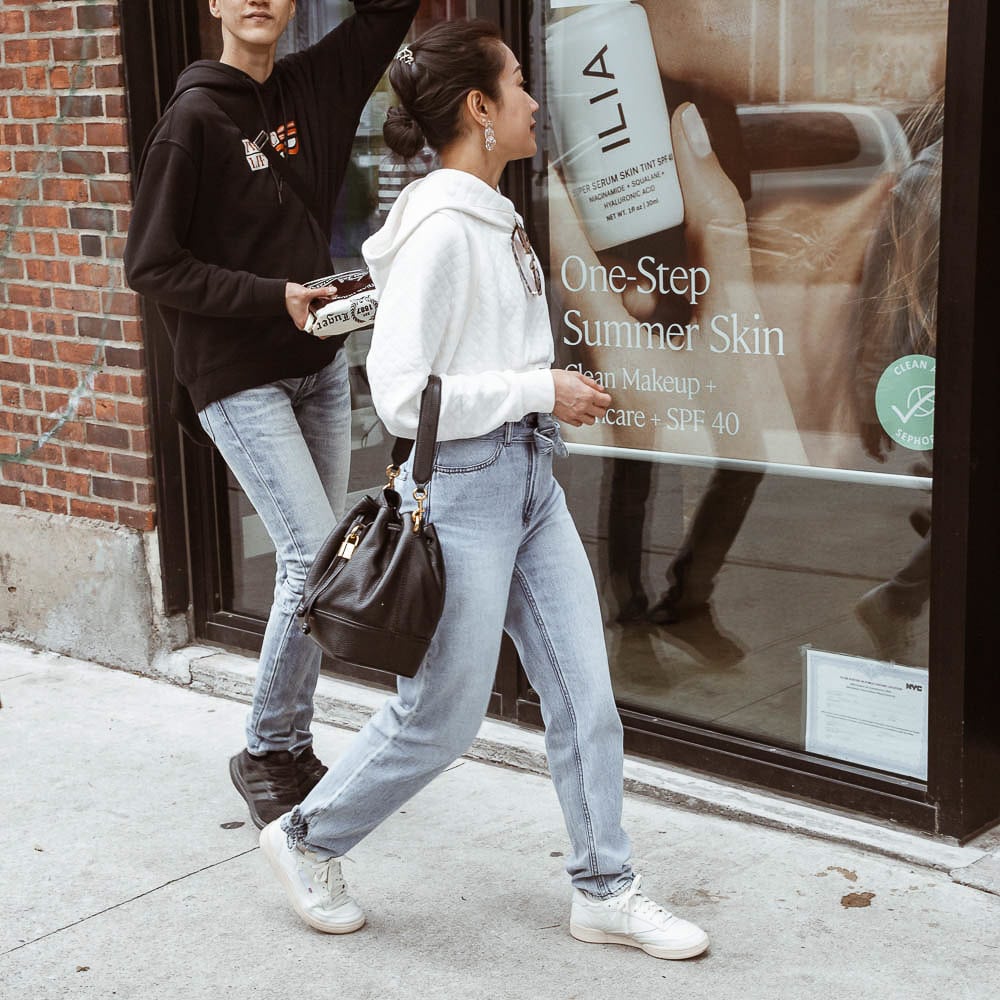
[{"left": 124, "top": 1, "right": 419, "bottom": 431}]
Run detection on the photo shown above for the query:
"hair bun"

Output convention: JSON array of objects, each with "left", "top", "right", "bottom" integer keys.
[{"left": 384, "top": 105, "right": 426, "bottom": 159}]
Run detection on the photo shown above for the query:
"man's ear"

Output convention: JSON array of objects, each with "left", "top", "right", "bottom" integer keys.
[{"left": 208, "top": 0, "right": 222, "bottom": 21}]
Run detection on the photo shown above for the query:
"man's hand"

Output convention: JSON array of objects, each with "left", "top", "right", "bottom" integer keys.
[
  {"left": 552, "top": 369, "right": 612, "bottom": 426},
  {"left": 285, "top": 282, "right": 339, "bottom": 331}
]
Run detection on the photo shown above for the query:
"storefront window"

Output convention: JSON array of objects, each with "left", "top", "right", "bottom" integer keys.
[{"left": 535, "top": 0, "right": 945, "bottom": 780}]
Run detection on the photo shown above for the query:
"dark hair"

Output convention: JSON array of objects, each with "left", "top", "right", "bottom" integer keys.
[{"left": 384, "top": 19, "right": 507, "bottom": 159}]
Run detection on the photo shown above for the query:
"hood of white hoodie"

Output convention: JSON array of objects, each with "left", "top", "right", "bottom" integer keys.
[{"left": 363, "top": 168, "right": 518, "bottom": 293}]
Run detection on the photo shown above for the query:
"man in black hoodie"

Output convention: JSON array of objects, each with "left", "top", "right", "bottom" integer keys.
[{"left": 125, "top": 0, "right": 419, "bottom": 829}]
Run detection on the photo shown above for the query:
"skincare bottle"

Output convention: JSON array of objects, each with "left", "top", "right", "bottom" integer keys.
[{"left": 546, "top": 1, "right": 685, "bottom": 254}]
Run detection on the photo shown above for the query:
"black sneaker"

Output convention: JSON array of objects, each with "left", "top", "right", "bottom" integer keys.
[
  {"left": 295, "top": 746, "right": 329, "bottom": 798},
  {"left": 229, "top": 749, "right": 302, "bottom": 830}
]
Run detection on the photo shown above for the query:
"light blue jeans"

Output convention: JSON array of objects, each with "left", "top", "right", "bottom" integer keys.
[
  {"left": 284, "top": 415, "right": 634, "bottom": 897},
  {"left": 198, "top": 351, "right": 352, "bottom": 756}
]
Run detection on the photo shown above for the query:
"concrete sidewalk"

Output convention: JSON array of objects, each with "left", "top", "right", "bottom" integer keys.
[{"left": 2, "top": 643, "right": 999, "bottom": 1000}]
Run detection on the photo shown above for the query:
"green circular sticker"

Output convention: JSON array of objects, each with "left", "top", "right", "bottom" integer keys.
[{"left": 875, "top": 354, "right": 935, "bottom": 451}]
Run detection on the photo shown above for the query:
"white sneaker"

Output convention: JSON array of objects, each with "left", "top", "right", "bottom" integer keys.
[
  {"left": 259, "top": 819, "right": 365, "bottom": 934},
  {"left": 570, "top": 875, "right": 709, "bottom": 960}
]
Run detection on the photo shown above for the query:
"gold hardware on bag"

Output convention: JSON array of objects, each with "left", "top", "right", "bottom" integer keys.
[
  {"left": 412, "top": 487, "right": 427, "bottom": 534},
  {"left": 385, "top": 464, "right": 400, "bottom": 490},
  {"left": 337, "top": 524, "right": 363, "bottom": 560}
]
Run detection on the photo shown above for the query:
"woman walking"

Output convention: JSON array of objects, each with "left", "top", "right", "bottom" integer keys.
[{"left": 259, "top": 18, "right": 709, "bottom": 962}]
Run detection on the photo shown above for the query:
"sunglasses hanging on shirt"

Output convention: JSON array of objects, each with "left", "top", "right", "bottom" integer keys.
[{"left": 511, "top": 222, "right": 543, "bottom": 297}]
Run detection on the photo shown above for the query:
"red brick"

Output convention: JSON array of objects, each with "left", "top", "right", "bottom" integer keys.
[
  {"left": 46, "top": 469, "right": 91, "bottom": 496},
  {"left": 118, "top": 506, "right": 155, "bottom": 531},
  {"left": 0, "top": 410, "right": 38, "bottom": 434},
  {"left": 36, "top": 123, "right": 86, "bottom": 148},
  {"left": 99, "top": 33, "right": 121, "bottom": 58},
  {"left": 8, "top": 285, "right": 52, "bottom": 309},
  {"left": 29, "top": 7, "right": 75, "bottom": 32},
  {"left": 105, "top": 346, "right": 144, "bottom": 371},
  {"left": 57, "top": 233, "right": 81, "bottom": 256},
  {"left": 106, "top": 235, "right": 127, "bottom": 259},
  {"left": 107, "top": 151, "right": 131, "bottom": 175},
  {"left": 0, "top": 67, "right": 24, "bottom": 89},
  {"left": 69, "top": 206, "right": 114, "bottom": 232},
  {"left": 21, "top": 205, "right": 68, "bottom": 228},
  {"left": 22, "top": 442, "right": 61, "bottom": 465},
  {"left": 0, "top": 309, "right": 30, "bottom": 332},
  {"left": 0, "top": 10, "right": 25, "bottom": 33},
  {"left": 31, "top": 313, "right": 75, "bottom": 337},
  {"left": 0, "top": 361, "right": 31, "bottom": 384},
  {"left": 60, "top": 149, "right": 102, "bottom": 175},
  {"left": 26, "top": 259, "right": 72, "bottom": 283},
  {"left": 59, "top": 94, "right": 103, "bottom": 119},
  {"left": 119, "top": 320, "right": 142, "bottom": 344},
  {"left": 73, "top": 262, "right": 117, "bottom": 288},
  {"left": 51, "top": 419, "right": 85, "bottom": 443},
  {"left": 64, "top": 448, "right": 110, "bottom": 473},
  {"left": 10, "top": 95, "right": 57, "bottom": 119},
  {"left": 41, "top": 177, "right": 89, "bottom": 202},
  {"left": 21, "top": 388, "right": 42, "bottom": 410},
  {"left": 49, "top": 65, "right": 71, "bottom": 89},
  {"left": 0, "top": 258, "right": 24, "bottom": 280},
  {"left": 13, "top": 146, "right": 59, "bottom": 170},
  {"left": 24, "top": 66, "right": 48, "bottom": 90},
  {"left": 3, "top": 462, "right": 44, "bottom": 486},
  {"left": 93, "top": 398, "right": 116, "bottom": 421},
  {"left": 130, "top": 428, "right": 153, "bottom": 453},
  {"left": 79, "top": 4, "right": 119, "bottom": 29},
  {"left": 89, "top": 178, "right": 131, "bottom": 204},
  {"left": 52, "top": 287, "right": 100, "bottom": 312},
  {"left": 32, "top": 367, "right": 79, "bottom": 390},
  {"left": 0, "top": 485, "right": 22, "bottom": 505},
  {"left": 0, "top": 435, "right": 17, "bottom": 454},
  {"left": 4, "top": 39, "right": 50, "bottom": 63},
  {"left": 76, "top": 316, "right": 120, "bottom": 342},
  {"left": 86, "top": 121, "right": 127, "bottom": 147},
  {"left": 87, "top": 423, "right": 130, "bottom": 450},
  {"left": 42, "top": 391, "right": 69, "bottom": 412},
  {"left": 0, "top": 175, "right": 39, "bottom": 200},
  {"left": 52, "top": 36, "right": 99, "bottom": 62},
  {"left": 9, "top": 231, "right": 31, "bottom": 254},
  {"left": 1, "top": 386, "right": 20, "bottom": 407},
  {"left": 12, "top": 337, "right": 54, "bottom": 362},
  {"left": 95, "top": 64, "right": 124, "bottom": 89},
  {"left": 2, "top": 123, "right": 35, "bottom": 146},
  {"left": 26, "top": 491, "right": 68, "bottom": 515},
  {"left": 92, "top": 476, "right": 134, "bottom": 502},
  {"left": 111, "top": 453, "right": 153, "bottom": 478},
  {"left": 134, "top": 483, "right": 155, "bottom": 506},
  {"left": 102, "top": 291, "right": 140, "bottom": 317},
  {"left": 56, "top": 341, "right": 102, "bottom": 365},
  {"left": 117, "top": 401, "right": 148, "bottom": 425},
  {"left": 70, "top": 498, "right": 115, "bottom": 521},
  {"left": 105, "top": 94, "right": 126, "bottom": 119},
  {"left": 129, "top": 375, "right": 148, "bottom": 397},
  {"left": 91, "top": 375, "right": 128, "bottom": 396},
  {"left": 32, "top": 231, "right": 56, "bottom": 255}
]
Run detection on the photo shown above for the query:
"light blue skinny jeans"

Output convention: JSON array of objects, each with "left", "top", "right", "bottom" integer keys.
[
  {"left": 284, "top": 414, "right": 634, "bottom": 897},
  {"left": 198, "top": 351, "right": 352, "bottom": 757}
]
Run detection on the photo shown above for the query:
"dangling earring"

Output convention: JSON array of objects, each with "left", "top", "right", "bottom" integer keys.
[{"left": 484, "top": 118, "right": 497, "bottom": 153}]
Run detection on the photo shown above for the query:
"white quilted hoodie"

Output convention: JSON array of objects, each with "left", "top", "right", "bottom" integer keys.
[{"left": 363, "top": 168, "right": 556, "bottom": 441}]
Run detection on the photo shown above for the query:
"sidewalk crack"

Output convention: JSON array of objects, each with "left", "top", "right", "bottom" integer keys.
[{"left": 1, "top": 846, "right": 259, "bottom": 957}]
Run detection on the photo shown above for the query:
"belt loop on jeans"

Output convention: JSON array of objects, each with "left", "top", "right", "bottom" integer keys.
[{"left": 504, "top": 421, "right": 514, "bottom": 445}]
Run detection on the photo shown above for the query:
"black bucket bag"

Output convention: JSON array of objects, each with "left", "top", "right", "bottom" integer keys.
[{"left": 297, "top": 376, "right": 446, "bottom": 678}]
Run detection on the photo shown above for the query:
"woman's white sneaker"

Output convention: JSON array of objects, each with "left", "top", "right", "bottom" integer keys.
[
  {"left": 259, "top": 818, "right": 365, "bottom": 934},
  {"left": 570, "top": 875, "right": 709, "bottom": 960}
]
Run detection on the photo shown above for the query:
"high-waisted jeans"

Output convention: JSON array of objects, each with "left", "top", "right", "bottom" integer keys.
[
  {"left": 198, "top": 352, "right": 352, "bottom": 756},
  {"left": 283, "top": 415, "right": 634, "bottom": 898}
]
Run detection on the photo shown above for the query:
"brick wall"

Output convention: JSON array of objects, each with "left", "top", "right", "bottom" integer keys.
[{"left": 0, "top": 0, "right": 155, "bottom": 532}]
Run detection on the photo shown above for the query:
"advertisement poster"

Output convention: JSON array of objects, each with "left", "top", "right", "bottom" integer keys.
[{"left": 543, "top": 0, "right": 946, "bottom": 481}]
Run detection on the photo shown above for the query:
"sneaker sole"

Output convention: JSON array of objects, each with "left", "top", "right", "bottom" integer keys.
[
  {"left": 570, "top": 922, "right": 709, "bottom": 960},
  {"left": 229, "top": 755, "right": 292, "bottom": 831},
  {"left": 259, "top": 823, "right": 366, "bottom": 935}
]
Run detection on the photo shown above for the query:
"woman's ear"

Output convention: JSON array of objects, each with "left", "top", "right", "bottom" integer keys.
[{"left": 465, "top": 89, "right": 490, "bottom": 128}]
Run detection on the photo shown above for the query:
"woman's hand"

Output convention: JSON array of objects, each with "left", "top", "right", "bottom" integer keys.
[
  {"left": 552, "top": 369, "right": 612, "bottom": 426},
  {"left": 285, "top": 282, "right": 339, "bottom": 331}
]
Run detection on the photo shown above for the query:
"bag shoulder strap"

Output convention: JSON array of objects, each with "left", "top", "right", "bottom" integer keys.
[
  {"left": 392, "top": 376, "right": 441, "bottom": 487},
  {"left": 180, "top": 86, "right": 324, "bottom": 230}
]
